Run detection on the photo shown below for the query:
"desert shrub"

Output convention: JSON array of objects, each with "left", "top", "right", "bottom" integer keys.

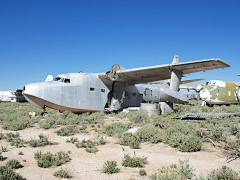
[
  {"left": 0, "top": 133, "right": 4, "bottom": 140},
  {"left": 5, "top": 132, "right": 20, "bottom": 140},
  {"left": 75, "top": 139, "right": 99, "bottom": 153},
  {"left": 116, "top": 111, "right": 127, "bottom": 118},
  {"left": 56, "top": 125, "right": 81, "bottom": 136},
  {"left": 2, "top": 116, "right": 32, "bottom": 131},
  {"left": 9, "top": 138, "right": 25, "bottom": 148},
  {"left": 204, "top": 166, "right": 239, "bottom": 180},
  {"left": 139, "top": 169, "right": 147, "bottom": 176},
  {"left": 119, "top": 133, "right": 141, "bottom": 149},
  {"left": 101, "top": 122, "right": 132, "bottom": 137},
  {"left": 87, "top": 112, "right": 104, "bottom": 124},
  {"left": 53, "top": 169, "right": 70, "bottom": 178},
  {"left": 151, "top": 159, "right": 195, "bottom": 180},
  {"left": 66, "top": 137, "right": 78, "bottom": 144},
  {"left": 34, "top": 151, "right": 70, "bottom": 168},
  {"left": 5, "top": 159, "right": 23, "bottom": 169},
  {"left": 119, "top": 133, "right": 135, "bottom": 145},
  {"left": 0, "top": 152, "right": 3, "bottom": 161},
  {"left": 135, "top": 124, "right": 163, "bottom": 143},
  {"left": 167, "top": 132, "right": 202, "bottom": 152},
  {"left": 4, "top": 132, "right": 25, "bottom": 148},
  {"left": 39, "top": 114, "right": 64, "bottom": 129},
  {"left": 18, "top": 151, "right": 24, "bottom": 155},
  {"left": 102, "top": 160, "right": 119, "bottom": 174},
  {"left": 0, "top": 166, "right": 24, "bottom": 180},
  {"left": 93, "top": 134, "right": 107, "bottom": 145},
  {"left": 122, "top": 153, "right": 147, "bottom": 168},
  {"left": 227, "top": 141, "right": 240, "bottom": 149},
  {"left": 128, "top": 111, "right": 150, "bottom": 124},
  {"left": 28, "top": 134, "right": 52, "bottom": 147},
  {"left": 178, "top": 135, "right": 202, "bottom": 152},
  {"left": 1, "top": 146, "right": 7, "bottom": 152},
  {"left": 152, "top": 116, "right": 173, "bottom": 129},
  {"left": 129, "top": 140, "right": 141, "bottom": 149}
]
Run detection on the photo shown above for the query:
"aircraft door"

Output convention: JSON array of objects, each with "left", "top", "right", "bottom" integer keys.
[{"left": 144, "top": 88, "right": 152, "bottom": 102}]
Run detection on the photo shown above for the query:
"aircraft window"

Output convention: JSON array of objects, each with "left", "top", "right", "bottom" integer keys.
[
  {"left": 90, "top": 87, "right": 95, "bottom": 91},
  {"left": 125, "top": 91, "right": 129, "bottom": 96},
  {"left": 53, "top": 77, "right": 62, "bottom": 81},
  {"left": 64, "top": 79, "right": 70, "bottom": 83},
  {"left": 101, "top": 89, "right": 105, "bottom": 93},
  {"left": 132, "top": 93, "right": 136, "bottom": 96}
]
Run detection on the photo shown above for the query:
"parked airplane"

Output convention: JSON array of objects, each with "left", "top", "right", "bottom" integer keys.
[
  {"left": 23, "top": 55, "right": 230, "bottom": 113},
  {"left": 0, "top": 89, "right": 26, "bottom": 102},
  {"left": 200, "top": 80, "right": 240, "bottom": 106}
]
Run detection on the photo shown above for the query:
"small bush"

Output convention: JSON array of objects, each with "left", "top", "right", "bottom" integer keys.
[
  {"left": 56, "top": 125, "right": 80, "bottom": 136},
  {"left": 122, "top": 153, "right": 147, "bottom": 168},
  {"left": 135, "top": 124, "right": 163, "bottom": 143},
  {"left": 101, "top": 122, "right": 132, "bottom": 137},
  {"left": 139, "top": 169, "right": 147, "bottom": 176},
  {"left": 151, "top": 159, "right": 195, "bottom": 180},
  {"left": 0, "top": 166, "right": 24, "bottom": 180},
  {"left": 28, "top": 134, "right": 52, "bottom": 147},
  {"left": 204, "top": 166, "right": 239, "bottom": 180},
  {"left": 18, "top": 151, "right": 24, "bottom": 155},
  {"left": 102, "top": 160, "right": 119, "bottom": 174},
  {"left": 6, "top": 159, "right": 23, "bottom": 169},
  {"left": 167, "top": 132, "right": 202, "bottom": 152},
  {"left": 34, "top": 151, "right": 70, "bottom": 168},
  {"left": 66, "top": 137, "right": 78, "bottom": 144},
  {"left": 0, "top": 152, "right": 3, "bottom": 161},
  {"left": 53, "top": 169, "right": 70, "bottom": 178},
  {"left": 1, "top": 146, "right": 7, "bottom": 152},
  {"left": 128, "top": 111, "right": 150, "bottom": 124},
  {"left": 75, "top": 139, "right": 99, "bottom": 153}
]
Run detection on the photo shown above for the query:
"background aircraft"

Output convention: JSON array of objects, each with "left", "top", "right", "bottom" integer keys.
[
  {"left": 199, "top": 80, "right": 240, "bottom": 106},
  {"left": 0, "top": 89, "right": 26, "bottom": 102},
  {"left": 23, "top": 55, "right": 229, "bottom": 113}
]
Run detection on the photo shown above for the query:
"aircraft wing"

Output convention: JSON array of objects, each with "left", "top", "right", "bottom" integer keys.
[{"left": 99, "top": 58, "right": 230, "bottom": 85}]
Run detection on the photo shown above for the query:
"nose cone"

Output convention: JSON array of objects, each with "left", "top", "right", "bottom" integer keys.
[
  {"left": 200, "top": 91, "right": 210, "bottom": 101},
  {"left": 23, "top": 83, "right": 45, "bottom": 109}
]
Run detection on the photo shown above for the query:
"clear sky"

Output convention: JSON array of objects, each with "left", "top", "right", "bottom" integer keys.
[{"left": 0, "top": 0, "right": 239, "bottom": 91}]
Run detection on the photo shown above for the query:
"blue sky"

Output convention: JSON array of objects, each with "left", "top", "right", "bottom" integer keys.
[{"left": 0, "top": 0, "right": 239, "bottom": 91}]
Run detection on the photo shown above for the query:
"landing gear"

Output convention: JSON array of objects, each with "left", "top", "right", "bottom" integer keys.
[{"left": 40, "top": 106, "right": 48, "bottom": 117}]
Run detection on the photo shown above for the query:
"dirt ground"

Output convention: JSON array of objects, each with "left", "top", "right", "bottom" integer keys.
[{"left": 0, "top": 119, "right": 239, "bottom": 180}]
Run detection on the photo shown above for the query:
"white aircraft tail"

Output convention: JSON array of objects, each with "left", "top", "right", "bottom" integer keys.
[{"left": 170, "top": 55, "right": 182, "bottom": 91}]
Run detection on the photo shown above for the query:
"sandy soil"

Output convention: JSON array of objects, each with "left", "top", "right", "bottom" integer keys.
[{"left": 0, "top": 119, "right": 239, "bottom": 180}]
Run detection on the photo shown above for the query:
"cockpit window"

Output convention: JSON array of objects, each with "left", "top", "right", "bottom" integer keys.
[
  {"left": 64, "top": 79, "right": 70, "bottom": 83},
  {"left": 53, "top": 77, "right": 70, "bottom": 83},
  {"left": 53, "top": 77, "right": 62, "bottom": 81}
]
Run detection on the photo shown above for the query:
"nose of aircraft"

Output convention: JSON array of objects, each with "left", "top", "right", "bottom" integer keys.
[
  {"left": 23, "top": 83, "right": 45, "bottom": 109},
  {"left": 199, "top": 90, "right": 210, "bottom": 100}
]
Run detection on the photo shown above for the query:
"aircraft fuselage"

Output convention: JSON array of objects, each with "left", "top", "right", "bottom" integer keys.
[{"left": 23, "top": 72, "right": 188, "bottom": 112}]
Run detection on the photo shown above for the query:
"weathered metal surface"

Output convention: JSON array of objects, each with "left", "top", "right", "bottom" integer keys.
[
  {"left": 200, "top": 80, "right": 240, "bottom": 105},
  {"left": 180, "top": 113, "right": 239, "bottom": 121},
  {"left": 23, "top": 56, "right": 230, "bottom": 113}
]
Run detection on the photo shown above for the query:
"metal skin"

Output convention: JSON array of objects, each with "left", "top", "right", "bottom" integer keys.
[
  {"left": 23, "top": 56, "right": 230, "bottom": 112},
  {"left": 23, "top": 73, "right": 188, "bottom": 113},
  {"left": 200, "top": 80, "right": 240, "bottom": 105}
]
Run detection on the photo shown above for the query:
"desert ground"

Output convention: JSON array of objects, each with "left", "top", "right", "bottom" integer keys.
[{"left": 0, "top": 116, "right": 239, "bottom": 180}]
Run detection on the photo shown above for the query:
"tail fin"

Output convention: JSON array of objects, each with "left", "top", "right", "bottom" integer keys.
[{"left": 170, "top": 55, "right": 182, "bottom": 91}]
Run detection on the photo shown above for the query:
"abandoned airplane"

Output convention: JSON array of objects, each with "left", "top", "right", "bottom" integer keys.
[{"left": 23, "top": 55, "right": 230, "bottom": 113}]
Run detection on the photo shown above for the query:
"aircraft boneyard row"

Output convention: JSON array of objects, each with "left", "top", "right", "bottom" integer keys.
[{"left": 23, "top": 55, "right": 230, "bottom": 113}]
